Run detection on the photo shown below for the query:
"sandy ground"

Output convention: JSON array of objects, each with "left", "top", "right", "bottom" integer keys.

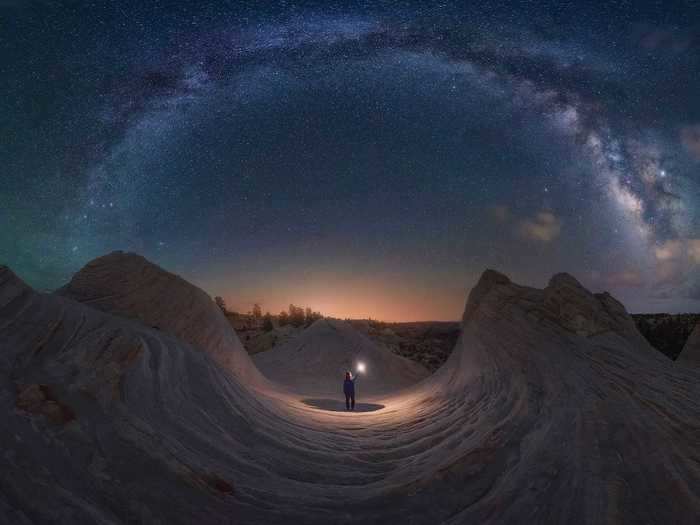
[{"left": 1, "top": 253, "right": 699, "bottom": 524}]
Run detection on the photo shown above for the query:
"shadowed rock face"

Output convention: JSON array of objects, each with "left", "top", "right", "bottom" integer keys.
[
  {"left": 679, "top": 323, "right": 700, "bottom": 366},
  {"left": 1, "top": 257, "right": 699, "bottom": 524}
]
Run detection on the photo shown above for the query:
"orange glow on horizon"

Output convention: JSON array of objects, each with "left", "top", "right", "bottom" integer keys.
[{"left": 197, "top": 273, "right": 466, "bottom": 322}]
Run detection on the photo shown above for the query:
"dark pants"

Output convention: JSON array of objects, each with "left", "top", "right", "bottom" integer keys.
[{"left": 345, "top": 393, "right": 355, "bottom": 410}]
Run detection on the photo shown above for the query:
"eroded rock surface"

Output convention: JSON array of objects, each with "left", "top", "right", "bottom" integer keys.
[
  {"left": 57, "top": 251, "right": 261, "bottom": 382},
  {"left": 1, "top": 258, "right": 698, "bottom": 524}
]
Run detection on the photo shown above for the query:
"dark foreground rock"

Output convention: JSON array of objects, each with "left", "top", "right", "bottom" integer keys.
[{"left": 633, "top": 313, "right": 700, "bottom": 360}]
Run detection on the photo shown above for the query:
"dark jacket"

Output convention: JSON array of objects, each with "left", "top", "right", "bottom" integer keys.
[{"left": 343, "top": 376, "right": 357, "bottom": 395}]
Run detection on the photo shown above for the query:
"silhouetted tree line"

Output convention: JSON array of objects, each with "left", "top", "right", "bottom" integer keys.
[
  {"left": 214, "top": 296, "right": 227, "bottom": 312},
  {"left": 262, "top": 312, "right": 274, "bottom": 332},
  {"left": 215, "top": 296, "right": 323, "bottom": 331},
  {"left": 278, "top": 304, "right": 322, "bottom": 328}
]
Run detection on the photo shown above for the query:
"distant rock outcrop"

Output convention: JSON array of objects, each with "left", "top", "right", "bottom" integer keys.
[
  {"left": 254, "top": 318, "right": 429, "bottom": 396},
  {"left": 542, "top": 273, "right": 638, "bottom": 337},
  {"left": 462, "top": 269, "right": 645, "bottom": 340}
]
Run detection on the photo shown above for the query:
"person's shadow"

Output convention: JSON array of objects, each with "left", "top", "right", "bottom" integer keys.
[{"left": 302, "top": 398, "right": 385, "bottom": 413}]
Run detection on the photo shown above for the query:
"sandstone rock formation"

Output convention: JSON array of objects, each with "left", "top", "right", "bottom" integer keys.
[
  {"left": 57, "top": 251, "right": 261, "bottom": 383},
  {"left": 254, "top": 317, "right": 429, "bottom": 396},
  {"left": 1, "top": 257, "right": 698, "bottom": 524}
]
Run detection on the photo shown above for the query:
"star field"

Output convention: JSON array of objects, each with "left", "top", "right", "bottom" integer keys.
[{"left": 2, "top": 1, "right": 700, "bottom": 320}]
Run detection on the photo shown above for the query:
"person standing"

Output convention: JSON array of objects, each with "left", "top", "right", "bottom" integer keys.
[{"left": 343, "top": 371, "right": 358, "bottom": 411}]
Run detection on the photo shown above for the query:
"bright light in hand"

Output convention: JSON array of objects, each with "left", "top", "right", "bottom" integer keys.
[{"left": 356, "top": 362, "right": 366, "bottom": 373}]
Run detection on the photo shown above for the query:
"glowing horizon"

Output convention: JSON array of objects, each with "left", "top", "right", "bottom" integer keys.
[{"left": 207, "top": 280, "right": 466, "bottom": 322}]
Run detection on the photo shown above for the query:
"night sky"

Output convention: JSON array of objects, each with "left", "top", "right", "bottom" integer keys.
[{"left": 2, "top": 1, "right": 700, "bottom": 320}]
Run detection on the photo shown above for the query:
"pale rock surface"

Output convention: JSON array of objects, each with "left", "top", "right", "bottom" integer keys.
[
  {"left": 254, "top": 317, "right": 430, "bottom": 396},
  {"left": 57, "top": 251, "right": 261, "bottom": 383},
  {"left": 0, "top": 258, "right": 699, "bottom": 524}
]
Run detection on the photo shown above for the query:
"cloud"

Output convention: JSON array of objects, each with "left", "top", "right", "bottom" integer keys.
[
  {"left": 654, "top": 238, "right": 700, "bottom": 265},
  {"left": 688, "top": 240, "right": 700, "bottom": 263},
  {"left": 490, "top": 206, "right": 562, "bottom": 243},
  {"left": 654, "top": 239, "right": 685, "bottom": 261},
  {"left": 655, "top": 260, "right": 687, "bottom": 285},
  {"left": 680, "top": 125, "right": 700, "bottom": 160},
  {"left": 637, "top": 27, "right": 694, "bottom": 53},
  {"left": 489, "top": 205, "right": 510, "bottom": 223},
  {"left": 602, "top": 269, "right": 644, "bottom": 288},
  {"left": 517, "top": 211, "right": 561, "bottom": 242},
  {"left": 651, "top": 238, "right": 700, "bottom": 290}
]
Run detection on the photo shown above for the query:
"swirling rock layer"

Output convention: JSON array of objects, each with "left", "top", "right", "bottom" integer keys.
[{"left": 0, "top": 258, "right": 698, "bottom": 524}]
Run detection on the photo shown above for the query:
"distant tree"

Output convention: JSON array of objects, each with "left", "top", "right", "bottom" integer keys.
[
  {"left": 263, "top": 312, "right": 274, "bottom": 332},
  {"left": 214, "top": 296, "right": 227, "bottom": 312},
  {"left": 279, "top": 311, "right": 289, "bottom": 326},
  {"left": 305, "top": 308, "right": 322, "bottom": 326},
  {"left": 252, "top": 303, "right": 262, "bottom": 320},
  {"left": 289, "top": 304, "right": 305, "bottom": 327}
]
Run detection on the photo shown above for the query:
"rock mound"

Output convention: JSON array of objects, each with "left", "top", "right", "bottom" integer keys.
[
  {"left": 57, "top": 251, "right": 259, "bottom": 381},
  {"left": 254, "top": 318, "right": 429, "bottom": 396},
  {"left": 427, "top": 268, "right": 700, "bottom": 523},
  {"left": 462, "top": 269, "right": 647, "bottom": 341}
]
